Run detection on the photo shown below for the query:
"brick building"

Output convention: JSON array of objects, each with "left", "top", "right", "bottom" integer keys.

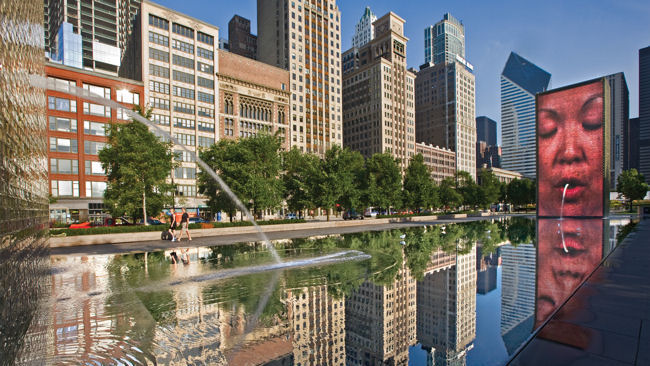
[
  {"left": 217, "top": 51, "right": 290, "bottom": 151},
  {"left": 415, "top": 142, "right": 456, "bottom": 183},
  {"left": 46, "top": 61, "right": 143, "bottom": 224}
]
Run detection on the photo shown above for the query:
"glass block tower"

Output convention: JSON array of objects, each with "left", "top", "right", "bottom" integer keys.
[
  {"left": 500, "top": 52, "right": 550, "bottom": 178},
  {"left": 424, "top": 13, "right": 465, "bottom": 65}
]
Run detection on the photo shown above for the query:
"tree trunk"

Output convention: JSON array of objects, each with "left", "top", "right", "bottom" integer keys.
[
  {"left": 327, "top": 207, "right": 330, "bottom": 221},
  {"left": 142, "top": 191, "right": 148, "bottom": 225}
]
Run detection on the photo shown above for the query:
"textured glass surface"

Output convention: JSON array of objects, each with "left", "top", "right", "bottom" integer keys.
[{"left": 0, "top": 0, "right": 50, "bottom": 364}]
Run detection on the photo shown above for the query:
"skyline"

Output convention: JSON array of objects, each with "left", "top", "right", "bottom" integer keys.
[{"left": 152, "top": 0, "right": 649, "bottom": 144}]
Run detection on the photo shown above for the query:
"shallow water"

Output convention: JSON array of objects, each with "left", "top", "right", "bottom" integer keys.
[{"left": 18, "top": 217, "right": 633, "bottom": 365}]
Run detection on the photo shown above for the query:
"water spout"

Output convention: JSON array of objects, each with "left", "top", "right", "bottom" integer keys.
[{"left": 560, "top": 183, "right": 570, "bottom": 252}]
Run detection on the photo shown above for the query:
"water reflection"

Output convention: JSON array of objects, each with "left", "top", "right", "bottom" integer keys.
[{"left": 21, "top": 218, "right": 634, "bottom": 365}]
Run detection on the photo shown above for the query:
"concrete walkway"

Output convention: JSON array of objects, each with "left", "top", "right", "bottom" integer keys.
[{"left": 510, "top": 219, "right": 650, "bottom": 365}]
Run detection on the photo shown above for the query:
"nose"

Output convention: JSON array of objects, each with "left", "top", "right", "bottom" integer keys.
[{"left": 556, "top": 121, "right": 586, "bottom": 165}]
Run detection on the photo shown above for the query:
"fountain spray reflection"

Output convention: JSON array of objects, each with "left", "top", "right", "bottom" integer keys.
[{"left": 31, "top": 74, "right": 285, "bottom": 262}]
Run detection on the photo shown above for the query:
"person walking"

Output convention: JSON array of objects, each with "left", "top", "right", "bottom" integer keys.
[
  {"left": 177, "top": 207, "right": 192, "bottom": 242},
  {"left": 169, "top": 208, "right": 178, "bottom": 241}
]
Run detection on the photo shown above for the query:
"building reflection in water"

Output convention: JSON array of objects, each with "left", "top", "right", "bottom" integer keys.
[
  {"left": 416, "top": 244, "right": 477, "bottom": 365},
  {"left": 534, "top": 218, "right": 605, "bottom": 349},
  {"left": 345, "top": 251, "right": 417, "bottom": 365},
  {"left": 476, "top": 246, "right": 500, "bottom": 295}
]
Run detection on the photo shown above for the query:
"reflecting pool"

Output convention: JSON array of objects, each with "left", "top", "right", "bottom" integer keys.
[{"left": 19, "top": 217, "right": 633, "bottom": 365}]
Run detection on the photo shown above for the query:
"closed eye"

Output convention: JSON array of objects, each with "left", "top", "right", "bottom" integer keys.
[
  {"left": 581, "top": 95, "right": 603, "bottom": 131},
  {"left": 538, "top": 109, "right": 559, "bottom": 138}
]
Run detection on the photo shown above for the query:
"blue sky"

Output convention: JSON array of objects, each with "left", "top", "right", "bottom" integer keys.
[{"left": 155, "top": 0, "right": 649, "bottom": 142}]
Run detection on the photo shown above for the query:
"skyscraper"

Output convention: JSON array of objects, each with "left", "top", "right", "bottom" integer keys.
[
  {"left": 500, "top": 52, "right": 551, "bottom": 178},
  {"left": 415, "top": 61, "right": 477, "bottom": 180},
  {"left": 343, "top": 12, "right": 416, "bottom": 170},
  {"left": 424, "top": 13, "right": 465, "bottom": 65},
  {"left": 605, "top": 73, "right": 629, "bottom": 189},
  {"left": 228, "top": 15, "right": 257, "bottom": 60},
  {"left": 639, "top": 46, "right": 650, "bottom": 183},
  {"left": 351, "top": 6, "right": 376, "bottom": 49},
  {"left": 257, "top": 0, "right": 343, "bottom": 156},
  {"left": 475, "top": 116, "right": 497, "bottom": 146},
  {"left": 44, "top": 0, "right": 141, "bottom": 74},
  {"left": 625, "top": 117, "right": 640, "bottom": 171}
]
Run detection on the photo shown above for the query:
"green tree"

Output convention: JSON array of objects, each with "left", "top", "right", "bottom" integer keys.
[
  {"left": 403, "top": 154, "right": 437, "bottom": 212},
  {"left": 478, "top": 170, "right": 502, "bottom": 209},
  {"left": 507, "top": 178, "right": 535, "bottom": 212},
  {"left": 282, "top": 148, "right": 320, "bottom": 216},
  {"left": 617, "top": 169, "right": 649, "bottom": 211},
  {"left": 365, "top": 153, "right": 403, "bottom": 212},
  {"left": 456, "top": 171, "right": 480, "bottom": 210},
  {"left": 314, "top": 145, "right": 365, "bottom": 221},
  {"left": 439, "top": 177, "right": 463, "bottom": 211},
  {"left": 100, "top": 106, "right": 174, "bottom": 223},
  {"left": 198, "top": 133, "right": 284, "bottom": 220}
]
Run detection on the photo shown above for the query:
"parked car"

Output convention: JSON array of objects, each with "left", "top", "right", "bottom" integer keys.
[
  {"left": 189, "top": 217, "right": 209, "bottom": 224},
  {"left": 364, "top": 209, "right": 378, "bottom": 218},
  {"left": 103, "top": 217, "right": 133, "bottom": 226},
  {"left": 343, "top": 210, "right": 364, "bottom": 220},
  {"left": 285, "top": 213, "right": 298, "bottom": 220}
]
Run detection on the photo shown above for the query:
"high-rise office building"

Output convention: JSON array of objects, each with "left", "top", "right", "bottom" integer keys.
[
  {"left": 500, "top": 52, "right": 551, "bottom": 178},
  {"left": 639, "top": 46, "right": 650, "bottom": 183},
  {"left": 257, "top": 0, "right": 343, "bottom": 156},
  {"left": 342, "top": 12, "right": 416, "bottom": 170},
  {"left": 351, "top": 6, "right": 376, "bottom": 49},
  {"left": 415, "top": 61, "right": 476, "bottom": 180},
  {"left": 424, "top": 13, "right": 465, "bottom": 65},
  {"left": 228, "top": 15, "right": 257, "bottom": 60},
  {"left": 605, "top": 73, "right": 629, "bottom": 189},
  {"left": 626, "top": 117, "right": 640, "bottom": 171},
  {"left": 475, "top": 116, "right": 497, "bottom": 146},
  {"left": 139, "top": 1, "right": 219, "bottom": 208},
  {"left": 44, "top": 0, "right": 141, "bottom": 74}
]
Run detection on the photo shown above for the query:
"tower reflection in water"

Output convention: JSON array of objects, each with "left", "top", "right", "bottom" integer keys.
[{"left": 535, "top": 218, "right": 606, "bottom": 349}]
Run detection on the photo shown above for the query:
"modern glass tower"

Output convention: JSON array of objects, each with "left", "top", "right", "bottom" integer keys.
[
  {"left": 500, "top": 52, "right": 551, "bottom": 178},
  {"left": 639, "top": 46, "right": 650, "bottom": 183},
  {"left": 424, "top": 13, "right": 465, "bottom": 65}
]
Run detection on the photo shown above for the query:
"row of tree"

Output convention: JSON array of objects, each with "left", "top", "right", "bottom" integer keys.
[{"left": 197, "top": 133, "right": 536, "bottom": 221}]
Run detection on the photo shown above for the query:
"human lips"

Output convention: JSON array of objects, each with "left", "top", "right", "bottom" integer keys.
[{"left": 555, "top": 178, "right": 587, "bottom": 202}]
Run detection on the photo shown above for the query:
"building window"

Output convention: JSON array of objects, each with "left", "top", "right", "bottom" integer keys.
[
  {"left": 85, "top": 181, "right": 106, "bottom": 197},
  {"left": 174, "top": 166, "right": 196, "bottom": 179},
  {"left": 173, "top": 70, "right": 195, "bottom": 84},
  {"left": 197, "top": 106, "right": 214, "bottom": 118},
  {"left": 149, "top": 47, "right": 169, "bottom": 62},
  {"left": 172, "top": 23, "right": 194, "bottom": 39},
  {"left": 84, "top": 141, "right": 106, "bottom": 155},
  {"left": 83, "top": 102, "right": 110, "bottom": 117},
  {"left": 198, "top": 136, "right": 213, "bottom": 148},
  {"left": 50, "top": 158, "right": 78, "bottom": 174},
  {"left": 48, "top": 96, "right": 76, "bottom": 112},
  {"left": 198, "top": 121, "right": 214, "bottom": 132},
  {"left": 197, "top": 47, "right": 213, "bottom": 60},
  {"left": 172, "top": 39, "right": 194, "bottom": 54},
  {"left": 197, "top": 61, "right": 213, "bottom": 74},
  {"left": 173, "top": 101, "right": 194, "bottom": 115},
  {"left": 47, "top": 77, "right": 75, "bottom": 93},
  {"left": 174, "top": 133, "right": 195, "bottom": 146},
  {"left": 50, "top": 137, "right": 78, "bottom": 153},
  {"left": 83, "top": 121, "right": 108, "bottom": 136},
  {"left": 174, "top": 150, "right": 195, "bottom": 162},
  {"left": 149, "top": 14, "right": 169, "bottom": 30},
  {"left": 148, "top": 31, "right": 169, "bottom": 47},
  {"left": 172, "top": 54, "right": 194, "bottom": 69},
  {"left": 150, "top": 97, "right": 170, "bottom": 110},
  {"left": 197, "top": 32, "right": 214, "bottom": 46},
  {"left": 51, "top": 180, "right": 79, "bottom": 197},
  {"left": 149, "top": 80, "right": 170, "bottom": 94},
  {"left": 149, "top": 63, "right": 169, "bottom": 78},
  {"left": 173, "top": 117, "right": 195, "bottom": 129},
  {"left": 49, "top": 116, "right": 77, "bottom": 132},
  {"left": 176, "top": 184, "right": 197, "bottom": 197},
  {"left": 116, "top": 89, "right": 139, "bottom": 105},
  {"left": 85, "top": 160, "right": 105, "bottom": 176},
  {"left": 197, "top": 76, "right": 214, "bottom": 89},
  {"left": 197, "top": 91, "right": 214, "bottom": 103},
  {"left": 172, "top": 85, "right": 194, "bottom": 99},
  {"left": 82, "top": 83, "right": 110, "bottom": 99}
]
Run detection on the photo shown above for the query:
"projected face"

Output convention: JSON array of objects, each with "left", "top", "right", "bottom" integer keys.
[
  {"left": 535, "top": 219, "right": 602, "bottom": 327},
  {"left": 537, "top": 81, "right": 604, "bottom": 217}
]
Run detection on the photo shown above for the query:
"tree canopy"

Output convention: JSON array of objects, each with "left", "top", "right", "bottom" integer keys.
[{"left": 617, "top": 169, "right": 649, "bottom": 211}]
